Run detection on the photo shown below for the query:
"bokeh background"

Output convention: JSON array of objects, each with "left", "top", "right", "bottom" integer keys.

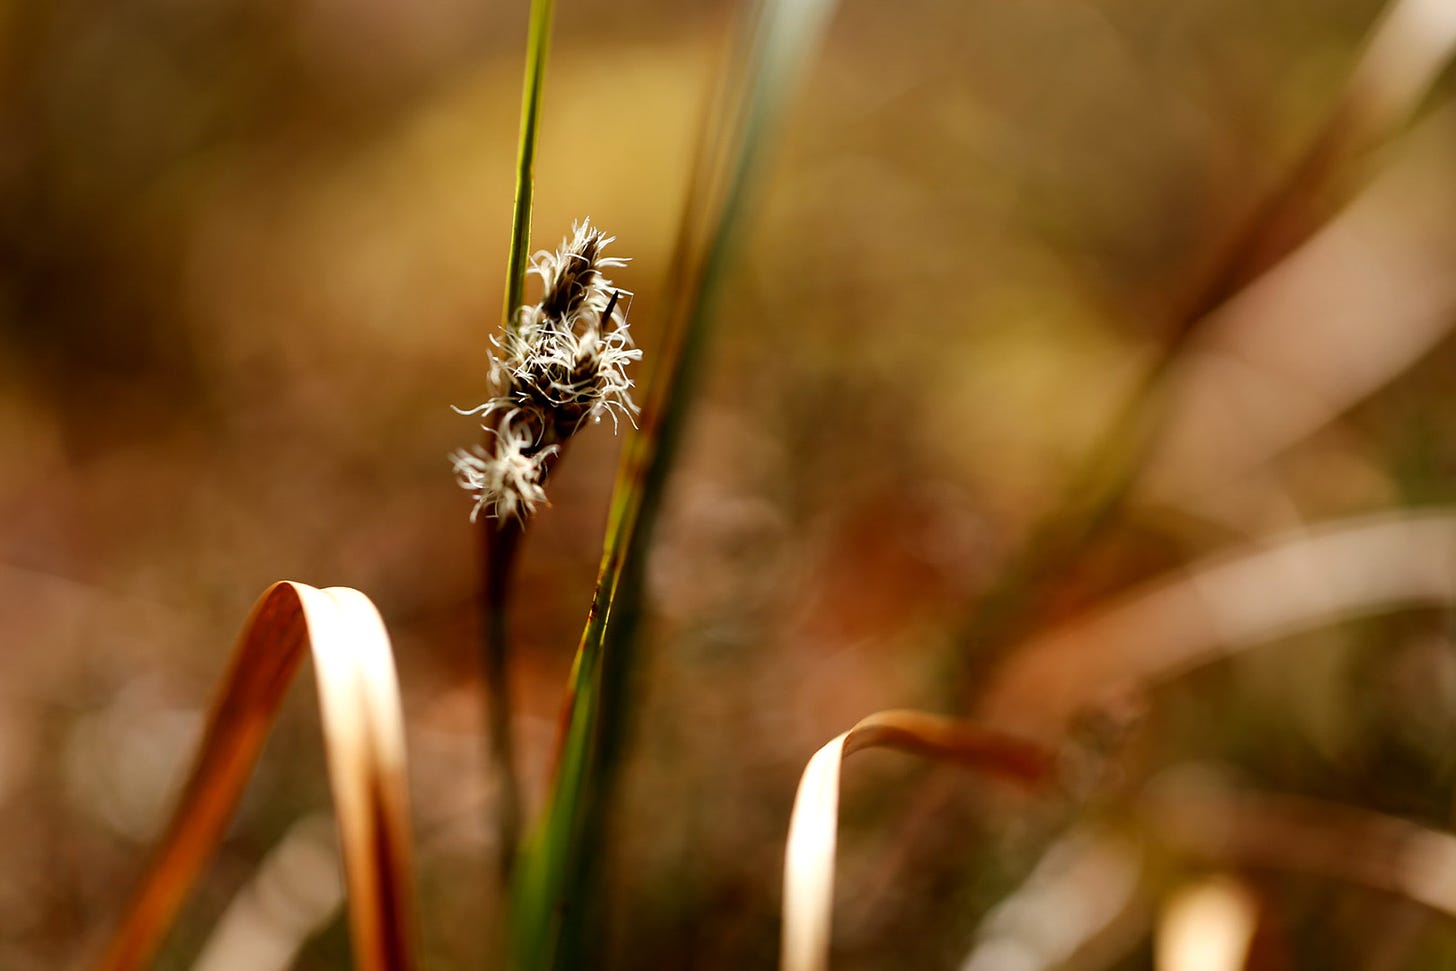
[{"left": 4, "top": 0, "right": 1456, "bottom": 968}]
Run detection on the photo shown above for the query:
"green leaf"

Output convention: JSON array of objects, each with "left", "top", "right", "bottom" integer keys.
[{"left": 508, "top": 0, "right": 841, "bottom": 968}]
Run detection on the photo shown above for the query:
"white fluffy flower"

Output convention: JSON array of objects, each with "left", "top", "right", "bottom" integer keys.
[
  {"left": 491, "top": 220, "right": 641, "bottom": 429},
  {"left": 450, "top": 414, "right": 560, "bottom": 522},
  {"left": 452, "top": 219, "right": 641, "bottom": 521}
]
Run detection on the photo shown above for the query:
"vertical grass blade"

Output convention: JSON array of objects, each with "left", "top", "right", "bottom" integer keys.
[
  {"left": 509, "top": 0, "right": 840, "bottom": 967},
  {"left": 1155, "top": 877, "right": 1259, "bottom": 971},
  {"left": 94, "top": 581, "right": 418, "bottom": 971},
  {"left": 482, "top": 0, "right": 557, "bottom": 888},
  {"left": 503, "top": 0, "right": 556, "bottom": 332}
]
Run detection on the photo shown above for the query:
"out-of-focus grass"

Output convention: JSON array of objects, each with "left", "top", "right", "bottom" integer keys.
[{"left": 6, "top": 1, "right": 1456, "bottom": 970}]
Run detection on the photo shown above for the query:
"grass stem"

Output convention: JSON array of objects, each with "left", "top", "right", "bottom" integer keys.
[
  {"left": 480, "top": 517, "right": 524, "bottom": 884},
  {"left": 503, "top": 0, "right": 556, "bottom": 334},
  {"left": 481, "top": 0, "right": 557, "bottom": 892}
]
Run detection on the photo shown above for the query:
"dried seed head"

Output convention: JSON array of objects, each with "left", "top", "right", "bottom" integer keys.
[
  {"left": 452, "top": 219, "right": 641, "bottom": 521},
  {"left": 497, "top": 221, "right": 640, "bottom": 428},
  {"left": 450, "top": 413, "right": 559, "bottom": 522},
  {"left": 535, "top": 222, "right": 624, "bottom": 322}
]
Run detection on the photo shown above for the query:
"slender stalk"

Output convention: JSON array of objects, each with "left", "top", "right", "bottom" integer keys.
[
  {"left": 480, "top": 516, "right": 524, "bottom": 882},
  {"left": 504, "top": 0, "right": 556, "bottom": 334},
  {"left": 480, "top": 0, "right": 556, "bottom": 891},
  {"left": 509, "top": 2, "right": 840, "bottom": 967}
]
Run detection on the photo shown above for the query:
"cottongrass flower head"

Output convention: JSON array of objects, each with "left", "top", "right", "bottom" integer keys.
[
  {"left": 453, "top": 219, "right": 642, "bottom": 521},
  {"left": 450, "top": 413, "right": 559, "bottom": 522}
]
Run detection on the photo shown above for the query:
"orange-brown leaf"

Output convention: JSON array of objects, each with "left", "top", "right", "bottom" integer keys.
[{"left": 94, "top": 581, "right": 417, "bottom": 971}]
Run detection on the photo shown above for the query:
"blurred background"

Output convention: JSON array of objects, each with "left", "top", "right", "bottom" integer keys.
[{"left": 4, "top": 0, "right": 1456, "bottom": 968}]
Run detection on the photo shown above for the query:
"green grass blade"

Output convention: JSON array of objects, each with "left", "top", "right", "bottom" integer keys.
[
  {"left": 480, "top": 0, "right": 555, "bottom": 904},
  {"left": 503, "top": 0, "right": 555, "bottom": 332},
  {"left": 509, "top": 1, "right": 839, "bottom": 967}
]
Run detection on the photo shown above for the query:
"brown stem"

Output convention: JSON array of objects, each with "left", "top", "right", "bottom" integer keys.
[{"left": 479, "top": 514, "right": 524, "bottom": 884}]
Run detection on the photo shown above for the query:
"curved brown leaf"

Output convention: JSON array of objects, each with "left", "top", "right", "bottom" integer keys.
[
  {"left": 1144, "top": 774, "right": 1456, "bottom": 919},
  {"left": 980, "top": 511, "right": 1456, "bottom": 742},
  {"left": 94, "top": 581, "right": 417, "bottom": 971},
  {"left": 781, "top": 710, "right": 1052, "bottom": 971}
]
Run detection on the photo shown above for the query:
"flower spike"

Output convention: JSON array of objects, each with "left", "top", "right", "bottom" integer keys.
[{"left": 452, "top": 219, "right": 641, "bottom": 521}]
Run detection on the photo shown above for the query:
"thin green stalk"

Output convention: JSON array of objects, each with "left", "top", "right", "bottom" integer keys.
[
  {"left": 480, "top": 0, "right": 556, "bottom": 894},
  {"left": 509, "top": 1, "right": 839, "bottom": 968},
  {"left": 503, "top": 0, "right": 556, "bottom": 333}
]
